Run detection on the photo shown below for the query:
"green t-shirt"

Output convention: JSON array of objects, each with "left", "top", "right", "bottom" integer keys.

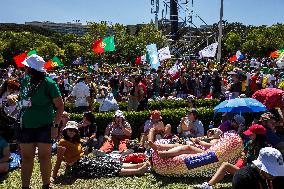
[{"left": 22, "top": 77, "right": 61, "bottom": 128}]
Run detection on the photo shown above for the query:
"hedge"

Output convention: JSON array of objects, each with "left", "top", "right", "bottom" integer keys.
[
  {"left": 70, "top": 107, "right": 222, "bottom": 140},
  {"left": 65, "top": 99, "right": 220, "bottom": 113}
]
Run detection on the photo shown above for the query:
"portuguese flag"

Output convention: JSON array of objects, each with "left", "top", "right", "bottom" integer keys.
[
  {"left": 44, "top": 56, "right": 64, "bottom": 70},
  {"left": 92, "top": 36, "right": 115, "bottom": 54},
  {"left": 13, "top": 50, "right": 37, "bottom": 68}
]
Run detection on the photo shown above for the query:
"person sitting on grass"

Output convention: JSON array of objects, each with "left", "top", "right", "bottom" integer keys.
[
  {"left": 52, "top": 121, "right": 150, "bottom": 179},
  {"left": 0, "top": 134, "right": 10, "bottom": 174},
  {"left": 148, "top": 128, "right": 223, "bottom": 158},
  {"left": 198, "top": 124, "right": 268, "bottom": 189},
  {"left": 141, "top": 110, "right": 172, "bottom": 146},
  {"left": 177, "top": 108, "right": 204, "bottom": 138},
  {"left": 77, "top": 112, "right": 97, "bottom": 154},
  {"left": 94, "top": 110, "right": 132, "bottom": 156}
]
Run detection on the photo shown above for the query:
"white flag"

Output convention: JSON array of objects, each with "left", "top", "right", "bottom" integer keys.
[
  {"left": 199, "top": 42, "right": 218, "bottom": 58},
  {"left": 158, "top": 46, "right": 171, "bottom": 61}
]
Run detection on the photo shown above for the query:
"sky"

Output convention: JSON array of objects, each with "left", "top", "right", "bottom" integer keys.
[{"left": 0, "top": 0, "right": 283, "bottom": 26}]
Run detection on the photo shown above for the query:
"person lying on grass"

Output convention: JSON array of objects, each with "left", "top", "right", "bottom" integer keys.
[
  {"left": 148, "top": 128, "right": 222, "bottom": 158},
  {"left": 52, "top": 121, "right": 150, "bottom": 179}
]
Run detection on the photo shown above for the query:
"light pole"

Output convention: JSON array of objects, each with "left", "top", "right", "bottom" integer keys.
[{"left": 217, "top": 0, "right": 223, "bottom": 63}]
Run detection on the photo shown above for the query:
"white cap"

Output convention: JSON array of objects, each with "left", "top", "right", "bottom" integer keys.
[
  {"left": 114, "top": 110, "right": 125, "bottom": 119},
  {"left": 252, "top": 147, "right": 284, "bottom": 176},
  {"left": 22, "top": 54, "right": 46, "bottom": 73},
  {"left": 63, "top": 121, "right": 79, "bottom": 131}
]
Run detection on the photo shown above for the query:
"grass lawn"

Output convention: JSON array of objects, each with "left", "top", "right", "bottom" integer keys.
[{"left": 0, "top": 157, "right": 232, "bottom": 189}]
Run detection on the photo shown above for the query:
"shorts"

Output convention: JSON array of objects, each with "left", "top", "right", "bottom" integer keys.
[{"left": 19, "top": 125, "right": 52, "bottom": 144}]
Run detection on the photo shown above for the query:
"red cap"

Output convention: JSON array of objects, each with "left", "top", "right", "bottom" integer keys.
[
  {"left": 243, "top": 124, "right": 267, "bottom": 136},
  {"left": 150, "top": 110, "right": 162, "bottom": 120}
]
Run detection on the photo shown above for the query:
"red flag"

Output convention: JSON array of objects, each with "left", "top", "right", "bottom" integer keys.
[
  {"left": 44, "top": 60, "right": 53, "bottom": 70},
  {"left": 270, "top": 51, "right": 278, "bottom": 58},
  {"left": 135, "top": 57, "right": 141, "bottom": 65},
  {"left": 92, "top": 38, "right": 104, "bottom": 54},
  {"left": 229, "top": 55, "right": 237, "bottom": 62},
  {"left": 13, "top": 52, "right": 27, "bottom": 68}
]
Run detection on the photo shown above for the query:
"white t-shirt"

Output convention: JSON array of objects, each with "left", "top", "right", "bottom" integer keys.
[
  {"left": 63, "top": 79, "right": 70, "bottom": 91},
  {"left": 71, "top": 81, "right": 90, "bottom": 107}
]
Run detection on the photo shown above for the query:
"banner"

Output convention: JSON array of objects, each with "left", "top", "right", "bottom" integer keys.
[
  {"left": 146, "top": 44, "right": 160, "bottom": 70},
  {"left": 199, "top": 42, "right": 218, "bottom": 58},
  {"left": 236, "top": 50, "right": 245, "bottom": 61},
  {"left": 158, "top": 46, "right": 171, "bottom": 61}
]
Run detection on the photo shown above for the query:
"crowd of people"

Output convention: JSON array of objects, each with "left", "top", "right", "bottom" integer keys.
[{"left": 0, "top": 54, "right": 284, "bottom": 189}]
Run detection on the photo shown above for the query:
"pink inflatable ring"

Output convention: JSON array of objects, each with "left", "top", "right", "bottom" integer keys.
[{"left": 152, "top": 131, "right": 243, "bottom": 177}]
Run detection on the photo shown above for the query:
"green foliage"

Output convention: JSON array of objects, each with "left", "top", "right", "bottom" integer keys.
[
  {"left": 224, "top": 32, "right": 243, "bottom": 53},
  {"left": 1, "top": 22, "right": 284, "bottom": 67},
  {"left": 64, "top": 99, "right": 219, "bottom": 113}
]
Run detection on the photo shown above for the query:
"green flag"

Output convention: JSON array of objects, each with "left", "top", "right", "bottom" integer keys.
[
  {"left": 51, "top": 56, "right": 64, "bottom": 67},
  {"left": 27, "top": 50, "right": 37, "bottom": 56},
  {"left": 102, "top": 36, "right": 115, "bottom": 52}
]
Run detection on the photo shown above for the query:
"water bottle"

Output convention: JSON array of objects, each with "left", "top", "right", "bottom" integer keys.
[{"left": 208, "top": 121, "right": 214, "bottom": 129}]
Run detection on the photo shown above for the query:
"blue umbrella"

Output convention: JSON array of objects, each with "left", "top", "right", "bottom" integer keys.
[{"left": 214, "top": 98, "right": 267, "bottom": 113}]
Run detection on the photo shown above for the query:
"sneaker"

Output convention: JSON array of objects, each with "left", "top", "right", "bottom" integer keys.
[
  {"left": 92, "top": 149, "right": 106, "bottom": 157},
  {"left": 196, "top": 182, "right": 213, "bottom": 189},
  {"left": 121, "top": 149, "right": 134, "bottom": 156}
]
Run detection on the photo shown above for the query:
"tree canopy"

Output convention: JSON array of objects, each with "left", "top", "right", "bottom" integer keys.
[{"left": 0, "top": 22, "right": 283, "bottom": 67}]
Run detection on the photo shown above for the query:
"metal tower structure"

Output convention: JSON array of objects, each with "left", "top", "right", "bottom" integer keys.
[{"left": 151, "top": 0, "right": 217, "bottom": 59}]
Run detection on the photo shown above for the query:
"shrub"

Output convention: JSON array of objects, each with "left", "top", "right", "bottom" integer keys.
[
  {"left": 65, "top": 99, "right": 220, "bottom": 113},
  {"left": 70, "top": 107, "right": 221, "bottom": 140}
]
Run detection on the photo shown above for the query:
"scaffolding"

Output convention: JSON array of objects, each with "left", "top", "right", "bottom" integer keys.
[{"left": 151, "top": 0, "right": 217, "bottom": 59}]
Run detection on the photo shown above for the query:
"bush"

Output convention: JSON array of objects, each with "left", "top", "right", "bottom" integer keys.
[
  {"left": 70, "top": 107, "right": 221, "bottom": 140},
  {"left": 65, "top": 99, "right": 220, "bottom": 113}
]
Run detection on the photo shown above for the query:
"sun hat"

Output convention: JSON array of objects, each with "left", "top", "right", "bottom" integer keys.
[
  {"left": 233, "top": 115, "right": 245, "bottom": 125},
  {"left": 63, "top": 121, "right": 79, "bottom": 131},
  {"left": 243, "top": 124, "right": 267, "bottom": 136},
  {"left": 114, "top": 110, "right": 125, "bottom": 119},
  {"left": 22, "top": 54, "right": 46, "bottom": 73},
  {"left": 150, "top": 110, "right": 162, "bottom": 120},
  {"left": 252, "top": 147, "right": 284, "bottom": 176},
  {"left": 207, "top": 128, "right": 223, "bottom": 138}
]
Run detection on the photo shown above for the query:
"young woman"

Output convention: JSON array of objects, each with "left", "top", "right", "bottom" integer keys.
[
  {"left": 0, "top": 79, "right": 20, "bottom": 115},
  {"left": 177, "top": 108, "right": 204, "bottom": 138},
  {"left": 142, "top": 110, "right": 172, "bottom": 144},
  {"left": 98, "top": 110, "right": 132, "bottom": 154},
  {"left": 148, "top": 128, "right": 223, "bottom": 158},
  {"left": 52, "top": 121, "right": 149, "bottom": 179},
  {"left": 19, "top": 55, "right": 64, "bottom": 189},
  {"left": 199, "top": 124, "right": 268, "bottom": 189},
  {"left": 78, "top": 111, "right": 97, "bottom": 154}
]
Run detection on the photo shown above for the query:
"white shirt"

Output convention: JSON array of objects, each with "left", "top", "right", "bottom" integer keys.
[
  {"left": 64, "top": 79, "right": 70, "bottom": 91},
  {"left": 71, "top": 81, "right": 90, "bottom": 107}
]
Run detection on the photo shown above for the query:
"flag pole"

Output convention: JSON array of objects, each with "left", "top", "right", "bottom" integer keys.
[{"left": 217, "top": 0, "right": 223, "bottom": 63}]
